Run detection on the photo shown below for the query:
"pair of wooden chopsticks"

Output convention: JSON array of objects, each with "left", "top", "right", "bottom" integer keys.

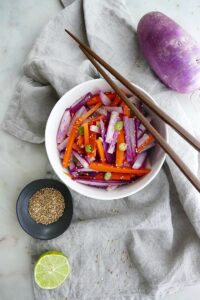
[{"left": 65, "top": 29, "right": 200, "bottom": 193}]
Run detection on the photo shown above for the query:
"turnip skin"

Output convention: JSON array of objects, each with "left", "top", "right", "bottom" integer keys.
[{"left": 137, "top": 12, "right": 200, "bottom": 93}]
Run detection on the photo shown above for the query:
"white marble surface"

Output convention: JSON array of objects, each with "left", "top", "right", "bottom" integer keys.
[{"left": 0, "top": 0, "right": 200, "bottom": 299}]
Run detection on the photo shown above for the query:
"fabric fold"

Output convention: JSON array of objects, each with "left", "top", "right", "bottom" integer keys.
[{"left": 2, "top": 0, "right": 200, "bottom": 299}]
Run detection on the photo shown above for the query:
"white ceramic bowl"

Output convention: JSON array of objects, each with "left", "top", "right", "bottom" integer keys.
[{"left": 45, "top": 79, "right": 167, "bottom": 200}]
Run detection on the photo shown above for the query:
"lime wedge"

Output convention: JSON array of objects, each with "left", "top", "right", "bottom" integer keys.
[{"left": 34, "top": 250, "right": 70, "bottom": 289}]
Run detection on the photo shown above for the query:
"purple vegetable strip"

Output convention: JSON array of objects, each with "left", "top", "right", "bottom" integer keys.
[
  {"left": 105, "top": 149, "right": 116, "bottom": 164},
  {"left": 139, "top": 115, "right": 152, "bottom": 133},
  {"left": 57, "top": 137, "right": 69, "bottom": 151},
  {"left": 141, "top": 154, "right": 149, "bottom": 168},
  {"left": 57, "top": 110, "right": 71, "bottom": 143},
  {"left": 123, "top": 161, "right": 131, "bottom": 167},
  {"left": 72, "top": 150, "right": 89, "bottom": 168},
  {"left": 107, "top": 131, "right": 119, "bottom": 154},
  {"left": 96, "top": 107, "right": 107, "bottom": 116},
  {"left": 75, "top": 180, "right": 110, "bottom": 187},
  {"left": 67, "top": 106, "right": 87, "bottom": 136},
  {"left": 59, "top": 151, "right": 65, "bottom": 159},
  {"left": 138, "top": 123, "right": 145, "bottom": 133},
  {"left": 76, "top": 167, "right": 98, "bottom": 173},
  {"left": 75, "top": 179, "right": 129, "bottom": 186},
  {"left": 124, "top": 116, "right": 133, "bottom": 163},
  {"left": 70, "top": 92, "right": 92, "bottom": 114},
  {"left": 100, "top": 119, "right": 115, "bottom": 163},
  {"left": 137, "top": 133, "right": 149, "bottom": 148},
  {"left": 100, "top": 119, "right": 106, "bottom": 139},
  {"left": 137, "top": 133, "right": 156, "bottom": 153},
  {"left": 137, "top": 115, "right": 152, "bottom": 139},
  {"left": 129, "top": 118, "right": 136, "bottom": 157},
  {"left": 90, "top": 125, "right": 100, "bottom": 134},
  {"left": 99, "top": 91, "right": 111, "bottom": 106},
  {"left": 69, "top": 160, "right": 75, "bottom": 170},
  {"left": 135, "top": 118, "right": 139, "bottom": 149},
  {"left": 132, "top": 152, "right": 148, "bottom": 169},
  {"left": 68, "top": 160, "right": 78, "bottom": 175},
  {"left": 105, "top": 111, "right": 119, "bottom": 143},
  {"left": 137, "top": 127, "right": 146, "bottom": 139},
  {"left": 132, "top": 118, "right": 139, "bottom": 163},
  {"left": 70, "top": 163, "right": 91, "bottom": 176},
  {"left": 69, "top": 167, "right": 78, "bottom": 175},
  {"left": 104, "top": 106, "right": 123, "bottom": 113}
]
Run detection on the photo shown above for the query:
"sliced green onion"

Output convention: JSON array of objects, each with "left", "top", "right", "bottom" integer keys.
[
  {"left": 78, "top": 126, "right": 84, "bottom": 136},
  {"left": 104, "top": 172, "right": 112, "bottom": 180},
  {"left": 85, "top": 144, "right": 93, "bottom": 153},
  {"left": 119, "top": 143, "right": 127, "bottom": 151},
  {"left": 96, "top": 121, "right": 100, "bottom": 128},
  {"left": 115, "top": 121, "right": 124, "bottom": 131}
]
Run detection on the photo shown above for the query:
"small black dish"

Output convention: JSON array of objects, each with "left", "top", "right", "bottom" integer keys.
[{"left": 16, "top": 179, "right": 73, "bottom": 240}]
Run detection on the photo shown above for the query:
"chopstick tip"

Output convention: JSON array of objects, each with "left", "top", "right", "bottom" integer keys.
[
  {"left": 64, "top": 28, "right": 71, "bottom": 35},
  {"left": 64, "top": 28, "right": 80, "bottom": 45}
]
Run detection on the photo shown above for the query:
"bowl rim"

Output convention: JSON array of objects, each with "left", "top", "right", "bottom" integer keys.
[
  {"left": 16, "top": 179, "right": 73, "bottom": 240},
  {"left": 45, "top": 79, "right": 168, "bottom": 200}
]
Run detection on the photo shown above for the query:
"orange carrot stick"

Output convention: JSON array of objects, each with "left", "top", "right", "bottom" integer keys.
[
  {"left": 111, "top": 95, "right": 121, "bottom": 107},
  {"left": 121, "top": 102, "right": 130, "bottom": 117},
  {"left": 105, "top": 92, "right": 116, "bottom": 101},
  {"left": 87, "top": 95, "right": 100, "bottom": 106},
  {"left": 110, "top": 173, "right": 131, "bottom": 180},
  {"left": 63, "top": 118, "right": 80, "bottom": 168},
  {"left": 95, "top": 173, "right": 131, "bottom": 180},
  {"left": 89, "top": 162, "right": 150, "bottom": 175},
  {"left": 83, "top": 123, "right": 89, "bottom": 146},
  {"left": 96, "top": 139, "right": 106, "bottom": 162},
  {"left": 116, "top": 129, "right": 125, "bottom": 167},
  {"left": 78, "top": 102, "right": 102, "bottom": 123},
  {"left": 88, "top": 131, "right": 97, "bottom": 158},
  {"left": 76, "top": 135, "right": 84, "bottom": 148},
  {"left": 137, "top": 134, "right": 155, "bottom": 153}
]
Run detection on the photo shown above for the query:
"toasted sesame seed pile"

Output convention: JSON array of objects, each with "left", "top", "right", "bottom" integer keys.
[{"left": 28, "top": 188, "right": 65, "bottom": 225}]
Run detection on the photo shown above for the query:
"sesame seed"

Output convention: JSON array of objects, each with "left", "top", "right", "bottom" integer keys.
[{"left": 28, "top": 188, "right": 65, "bottom": 225}]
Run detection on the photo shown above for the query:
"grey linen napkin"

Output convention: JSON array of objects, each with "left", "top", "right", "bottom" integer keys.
[{"left": 3, "top": 0, "right": 200, "bottom": 299}]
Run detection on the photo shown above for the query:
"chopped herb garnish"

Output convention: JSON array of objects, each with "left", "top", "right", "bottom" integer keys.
[
  {"left": 85, "top": 144, "right": 93, "bottom": 153},
  {"left": 115, "top": 121, "right": 124, "bottom": 131},
  {"left": 119, "top": 143, "right": 127, "bottom": 151},
  {"left": 104, "top": 172, "right": 112, "bottom": 180},
  {"left": 78, "top": 126, "right": 84, "bottom": 136},
  {"left": 96, "top": 121, "right": 100, "bottom": 128}
]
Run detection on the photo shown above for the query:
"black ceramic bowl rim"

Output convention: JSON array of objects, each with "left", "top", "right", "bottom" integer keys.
[{"left": 16, "top": 179, "right": 73, "bottom": 240}]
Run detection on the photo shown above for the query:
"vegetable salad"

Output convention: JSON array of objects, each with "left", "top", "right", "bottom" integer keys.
[{"left": 57, "top": 91, "right": 156, "bottom": 190}]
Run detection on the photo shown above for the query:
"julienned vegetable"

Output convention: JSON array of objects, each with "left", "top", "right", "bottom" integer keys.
[
  {"left": 137, "top": 11, "right": 200, "bottom": 93},
  {"left": 57, "top": 110, "right": 71, "bottom": 143},
  {"left": 57, "top": 91, "right": 156, "bottom": 190}
]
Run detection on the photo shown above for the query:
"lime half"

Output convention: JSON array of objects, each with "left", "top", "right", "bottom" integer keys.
[{"left": 34, "top": 250, "right": 70, "bottom": 289}]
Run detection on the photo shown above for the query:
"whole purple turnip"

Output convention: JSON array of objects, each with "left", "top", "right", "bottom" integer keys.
[{"left": 137, "top": 12, "right": 200, "bottom": 93}]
